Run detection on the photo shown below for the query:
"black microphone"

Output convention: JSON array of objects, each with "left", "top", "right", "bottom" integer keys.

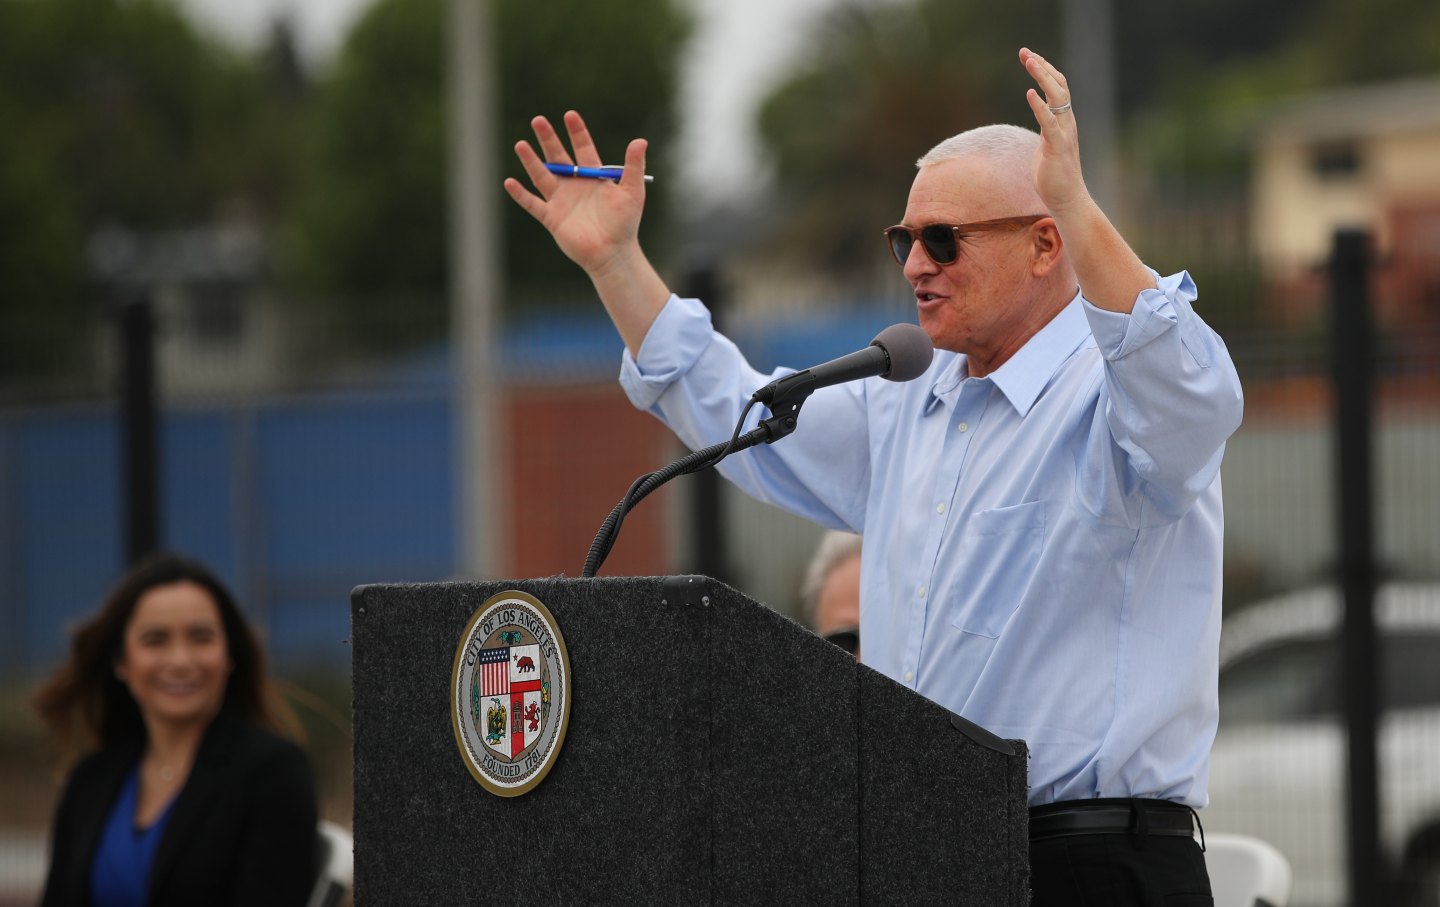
[{"left": 752, "top": 323, "right": 934, "bottom": 405}]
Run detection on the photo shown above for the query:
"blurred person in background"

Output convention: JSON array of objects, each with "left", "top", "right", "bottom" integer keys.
[
  {"left": 33, "top": 552, "right": 318, "bottom": 907},
  {"left": 505, "top": 46, "right": 1242, "bottom": 904},
  {"left": 800, "top": 531, "right": 862, "bottom": 659}
]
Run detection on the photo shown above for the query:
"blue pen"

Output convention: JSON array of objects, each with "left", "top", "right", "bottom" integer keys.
[{"left": 544, "top": 162, "right": 654, "bottom": 184}]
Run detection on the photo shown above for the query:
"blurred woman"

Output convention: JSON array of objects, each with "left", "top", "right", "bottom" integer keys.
[{"left": 34, "top": 552, "right": 318, "bottom": 907}]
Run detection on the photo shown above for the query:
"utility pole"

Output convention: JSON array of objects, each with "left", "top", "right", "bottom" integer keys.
[
  {"left": 1060, "top": 0, "right": 1120, "bottom": 216},
  {"left": 448, "top": 0, "right": 503, "bottom": 579}
]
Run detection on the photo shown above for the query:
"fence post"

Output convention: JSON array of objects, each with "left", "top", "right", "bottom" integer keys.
[
  {"left": 681, "top": 264, "right": 730, "bottom": 586},
  {"left": 119, "top": 292, "right": 160, "bottom": 563},
  {"left": 1331, "top": 227, "right": 1382, "bottom": 903}
]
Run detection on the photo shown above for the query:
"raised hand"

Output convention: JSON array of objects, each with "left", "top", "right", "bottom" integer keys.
[
  {"left": 503, "top": 110, "right": 649, "bottom": 277},
  {"left": 1019, "top": 48, "right": 1090, "bottom": 217},
  {"left": 502, "top": 110, "right": 670, "bottom": 354},
  {"left": 1018, "top": 47, "right": 1153, "bottom": 312}
]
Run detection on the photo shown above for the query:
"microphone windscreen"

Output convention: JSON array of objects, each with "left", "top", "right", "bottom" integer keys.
[{"left": 872, "top": 323, "right": 934, "bottom": 382}]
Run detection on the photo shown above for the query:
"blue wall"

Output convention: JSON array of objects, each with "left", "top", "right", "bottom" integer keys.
[
  {"left": 1, "top": 390, "right": 454, "bottom": 675},
  {"left": 0, "top": 304, "right": 909, "bottom": 677}
]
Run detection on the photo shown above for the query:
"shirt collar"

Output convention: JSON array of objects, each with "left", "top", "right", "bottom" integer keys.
[{"left": 926, "top": 290, "right": 1091, "bottom": 417}]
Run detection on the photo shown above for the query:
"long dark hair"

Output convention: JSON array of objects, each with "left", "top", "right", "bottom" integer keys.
[{"left": 33, "top": 551, "right": 302, "bottom": 764}]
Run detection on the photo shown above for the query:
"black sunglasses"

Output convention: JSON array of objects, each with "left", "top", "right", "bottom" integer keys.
[{"left": 883, "top": 214, "right": 1048, "bottom": 266}]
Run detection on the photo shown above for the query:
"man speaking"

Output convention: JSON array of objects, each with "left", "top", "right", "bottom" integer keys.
[{"left": 504, "top": 47, "right": 1243, "bottom": 904}]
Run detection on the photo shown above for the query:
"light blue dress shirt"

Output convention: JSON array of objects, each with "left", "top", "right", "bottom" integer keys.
[{"left": 620, "top": 271, "right": 1243, "bottom": 807}]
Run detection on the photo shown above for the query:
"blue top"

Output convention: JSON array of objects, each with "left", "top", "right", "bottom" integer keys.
[
  {"left": 89, "top": 766, "right": 178, "bottom": 907},
  {"left": 620, "top": 271, "right": 1244, "bottom": 807}
]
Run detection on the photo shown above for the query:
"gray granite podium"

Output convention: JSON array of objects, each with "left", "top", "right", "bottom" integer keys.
[{"left": 351, "top": 576, "right": 1029, "bottom": 904}]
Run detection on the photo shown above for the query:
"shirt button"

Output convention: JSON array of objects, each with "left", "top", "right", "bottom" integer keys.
[
  {"left": 904, "top": 670, "right": 914, "bottom": 682},
  {"left": 918, "top": 585, "right": 927, "bottom": 598},
  {"left": 936, "top": 503, "right": 945, "bottom": 514},
  {"left": 957, "top": 421, "right": 969, "bottom": 432}
]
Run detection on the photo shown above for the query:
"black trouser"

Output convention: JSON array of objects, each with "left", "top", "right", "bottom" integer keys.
[{"left": 1028, "top": 798, "right": 1213, "bottom": 907}]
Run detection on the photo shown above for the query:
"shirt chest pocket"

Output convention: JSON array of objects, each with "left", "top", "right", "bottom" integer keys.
[{"left": 947, "top": 500, "right": 1046, "bottom": 638}]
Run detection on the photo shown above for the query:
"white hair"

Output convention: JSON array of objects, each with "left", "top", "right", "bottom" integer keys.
[
  {"left": 915, "top": 124, "right": 1040, "bottom": 169},
  {"left": 915, "top": 124, "right": 1045, "bottom": 213},
  {"left": 800, "top": 531, "right": 863, "bottom": 624}
]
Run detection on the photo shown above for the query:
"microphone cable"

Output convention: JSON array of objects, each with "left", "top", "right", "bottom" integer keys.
[{"left": 581, "top": 398, "right": 762, "bottom": 578}]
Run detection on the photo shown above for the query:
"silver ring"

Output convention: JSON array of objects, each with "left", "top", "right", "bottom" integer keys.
[{"left": 1048, "top": 101, "right": 1072, "bottom": 115}]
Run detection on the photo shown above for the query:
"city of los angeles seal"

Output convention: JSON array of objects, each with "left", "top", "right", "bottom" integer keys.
[{"left": 451, "top": 590, "right": 572, "bottom": 797}]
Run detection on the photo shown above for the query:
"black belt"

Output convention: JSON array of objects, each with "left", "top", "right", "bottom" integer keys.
[{"left": 1029, "top": 798, "right": 1198, "bottom": 842}]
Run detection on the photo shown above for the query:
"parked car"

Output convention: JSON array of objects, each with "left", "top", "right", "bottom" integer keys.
[{"left": 1205, "top": 583, "right": 1440, "bottom": 906}]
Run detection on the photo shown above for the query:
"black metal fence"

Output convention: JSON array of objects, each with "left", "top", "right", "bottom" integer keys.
[{"left": 1200, "top": 231, "right": 1440, "bottom": 907}]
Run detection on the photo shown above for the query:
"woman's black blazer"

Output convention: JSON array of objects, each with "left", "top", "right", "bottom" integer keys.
[{"left": 40, "top": 711, "right": 319, "bottom": 907}]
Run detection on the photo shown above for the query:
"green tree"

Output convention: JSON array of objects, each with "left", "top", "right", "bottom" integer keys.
[
  {"left": 1111, "top": 0, "right": 1329, "bottom": 117},
  {"left": 279, "top": 0, "right": 450, "bottom": 350},
  {"left": 281, "top": 0, "right": 691, "bottom": 351},
  {"left": 1122, "top": 0, "right": 1440, "bottom": 187},
  {"left": 0, "top": 0, "right": 304, "bottom": 387},
  {"left": 752, "top": 0, "right": 1440, "bottom": 296},
  {"left": 1304, "top": 0, "right": 1440, "bottom": 86},
  {"left": 754, "top": 0, "right": 1057, "bottom": 279}
]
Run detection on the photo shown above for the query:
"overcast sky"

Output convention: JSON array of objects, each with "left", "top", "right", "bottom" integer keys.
[{"left": 174, "top": 0, "right": 839, "bottom": 206}]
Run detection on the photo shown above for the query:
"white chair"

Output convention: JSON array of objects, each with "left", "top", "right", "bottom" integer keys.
[
  {"left": 1205, "top": 832, "right": 1293, "bottom": 907},
  {"left": 307, "top": 820, "right": 355, "bottom": 907}
]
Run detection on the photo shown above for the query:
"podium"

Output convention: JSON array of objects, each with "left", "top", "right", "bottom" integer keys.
[{"left": 351, "top": 576, "right": 1029, "bottom": 903}]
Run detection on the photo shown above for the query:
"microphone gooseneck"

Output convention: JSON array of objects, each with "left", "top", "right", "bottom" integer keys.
[{"left": 581, "top": 324, "right": 933, "bottom": 577}]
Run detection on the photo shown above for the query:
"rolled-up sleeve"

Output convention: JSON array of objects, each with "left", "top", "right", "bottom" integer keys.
[
  {"left": 1085, "top": 270, "right": 1245, "bottom": 517},
  {"left": 617, "top": 293, "right": 871, "bottom": 530},
  {"left": 619, "top": 295, "right": 718, "bottom": 409}
]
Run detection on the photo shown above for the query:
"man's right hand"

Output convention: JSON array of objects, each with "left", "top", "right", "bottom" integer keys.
[
  {"left": 503, "top": 110, "right": 670, "bottom": 355},
  {"left": 504, "top": 111, "right": 648, "bottom": 275}
]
